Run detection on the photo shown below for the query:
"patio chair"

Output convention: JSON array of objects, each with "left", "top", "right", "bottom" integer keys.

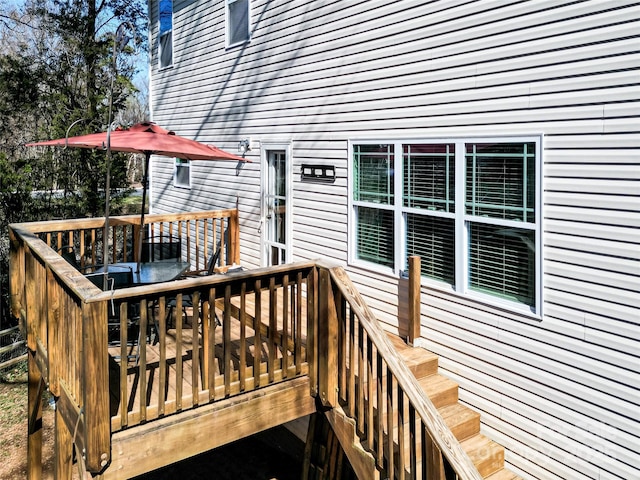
[
  {"left": 141, "top": 235, "right": 182, "bottom": 262},
  {"left": 57, "top": 245, "right": 81, "bottom": 270},
  {"left": 165, "top": 246, "right": 223, "bottom": 330},
  {"left": 84, "top": 266, "right": 144, "bottom": 363}
]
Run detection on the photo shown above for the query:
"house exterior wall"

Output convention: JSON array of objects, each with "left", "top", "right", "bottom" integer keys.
[{"left": 147, "top": 1, "right": 640, "bottom": 478}]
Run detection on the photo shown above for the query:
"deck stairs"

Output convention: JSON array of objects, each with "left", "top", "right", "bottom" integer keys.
[{"left": 323, "top": 334, "right": 523, "bottom": 480}]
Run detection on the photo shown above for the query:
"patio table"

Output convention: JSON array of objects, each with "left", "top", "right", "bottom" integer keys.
[{"left": 97, "top": 261, "right": 190, "bottom": 286}]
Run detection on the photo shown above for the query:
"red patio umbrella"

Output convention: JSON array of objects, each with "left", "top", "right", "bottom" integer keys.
[{"left": 27, "top": 121, "right": 248, "bottom": 273}]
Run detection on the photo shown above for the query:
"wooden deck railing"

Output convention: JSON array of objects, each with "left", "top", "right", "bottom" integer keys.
[
  {"left": 27, "top": 209, "right": 239, "bottom": 271},
  {"left": 316, "top": 263, "right": 483, "bottom": 480},
  {"left": 8, "top": 210, "right": 246, "bottom": 472}
]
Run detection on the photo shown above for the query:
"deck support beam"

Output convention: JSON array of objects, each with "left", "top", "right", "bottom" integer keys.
[{"left": 99, "top": 377, "right": 315, "bottom": 479}]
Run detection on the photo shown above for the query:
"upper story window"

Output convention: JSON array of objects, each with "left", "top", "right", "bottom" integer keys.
[
  {"left": 350, "top": 137, "right": 542, "bottom": 315},
  {"left": 159, "top": 0, "right": 173, "bottom": 68},
  {"left": 174, "top": 158, "right": 190, "bottom": 188},
  {"left": 227, "top": 0, "right": 250, "bottom": 47}
]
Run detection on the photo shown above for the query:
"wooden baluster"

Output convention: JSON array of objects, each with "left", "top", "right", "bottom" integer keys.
[
  {"left": 223, "top": 284, "right": 231, "bottom": 397},
  {"left": 191, "top": 291, "right": 201, "bottom": 406},
  {"left": 253, "top": 280, "right": 262, "bottom": 388},
  {"left": 158, "top": 296, "right": 167, "bottom": 416},
  {"left": 268, "top": 277, "right": 277, "bottom": 383},
  {"left": 175, "top": 294, "right": 183, "bottom": 410},
  {"left": 295, "top": 271, "right": 303, "bottom": 375},
  {"left": 357, "top": 322, "right": 365, "bottom": 436},
  {"left": 203, "top": 288, "right": 215, "bottom": 400},
  {"left": 386, "top": 373, "right": 395, "bottom": 478},
  {"left": 366, "top": 336, "right": 375, "bottom": 452},
  {"left": 119, "top": 302, "right": 129, "bottom": 428},
  {"left": 397, "top": 386, "right": 406, "bottom": 480},
  {"left": 282, "top": 274, "right": 289, "bottom": 378},
  {"left": 376, "top": 354, "right": 384, "bottom": 468},
  {"left": 409, "top": 404, "right": 417, "bottom": 479},
  {"left": 348, "top": 309, "right": 356, "bottom": 417},
  {"left": 138, "top": 299, "right": 148, "bottom": 422},
  {"left": 239, "top": 282, "right": 247, "bottom": 391}
]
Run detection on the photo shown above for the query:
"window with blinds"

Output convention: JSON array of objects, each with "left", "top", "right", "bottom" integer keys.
[
  {"left": 465, "top": 143, "right": 535, "bottom": 222},
  {"left": 406, "top": 214, "right": 455, "bottom": 284},
  {"left": 469, "top": 223, "right": 535, "bottom": 306},
  {"left": 350, "top": 138, "right": 540, "bottom": 314},
  {"left": 357, "top": 207, "right": 394, "bottom": 267},
  {"left": 354, "top": 144, "right": 394, "bottom": 204},
  {"left": 353, "top": 144, "right": 394, "bottom": 267},
  {"left": 403, "top": 143, "right": 455, "bottom": 212},
  {"left": 465, "top": 142, "right": 537, "bottom": 307}
]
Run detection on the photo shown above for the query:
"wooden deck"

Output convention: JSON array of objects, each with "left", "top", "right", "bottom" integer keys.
[{"left": 10, "top": 211, "right": 487, "bottom": 480}]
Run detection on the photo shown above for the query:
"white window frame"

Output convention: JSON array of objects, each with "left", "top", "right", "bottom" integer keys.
[
  {"left": 348, "top": 136, "right": 543, "bottom": 317},
  {"left": 158, "top": 0, "right": 173, "bottom": 69},
  {"left": 174, "top": 158, "right": 191, "bottom": 188},
  {"left": 226, "top": 0, "right": 251, "bottom": 48}
]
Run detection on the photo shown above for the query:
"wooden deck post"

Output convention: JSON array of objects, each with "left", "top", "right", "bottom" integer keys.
[
  {"left": 229, "top": 208, "right": 240, "bottom": 265},
  {"left": 318, "top": 267, "right": 338, "bottom": 407},
  {"left": 27, "top": 352, "right": 43, "bottom": 480},
  {"left": 81, "top": 301, "right": 111, "bottom": 472},
  {"left": 407, "top": 256, "right": 421, "bottom": 346},
  {"left": 54, "top": 406, "right": 73, "bottom": 480},
  {"left": 8, "top": 227, "right": 24, "bottom": 326}
]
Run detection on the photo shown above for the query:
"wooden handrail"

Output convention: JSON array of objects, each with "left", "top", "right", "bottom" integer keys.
[{"left": 317, "top": 263, "right": 483, "bottom": 480}]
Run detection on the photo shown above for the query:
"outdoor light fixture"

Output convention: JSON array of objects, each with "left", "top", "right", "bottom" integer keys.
[{"left": 238, "top": 138, "right": 251, "bottom": 155}]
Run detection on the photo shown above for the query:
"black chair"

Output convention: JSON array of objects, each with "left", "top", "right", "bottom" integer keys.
[
  {"left": 165, "top": 247, "right": 222, "bottom": 330},
  {"left": 84, "top": 266, "right": 143, "bottom": 363},
  {"left": 141, "top": 235, "right": 181, "bottom": 262},
  {"left": 57, "top": 245, "right": 81, "bottom": 270}
]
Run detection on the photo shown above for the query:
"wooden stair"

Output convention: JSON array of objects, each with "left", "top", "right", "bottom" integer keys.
[{"left": 386, "top": 334, "right": 522, "bottom": 479}]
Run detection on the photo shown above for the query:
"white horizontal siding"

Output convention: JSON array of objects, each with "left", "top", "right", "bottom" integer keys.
[{"left": 150, "top": 1, "right": 640, "bottom": 478}]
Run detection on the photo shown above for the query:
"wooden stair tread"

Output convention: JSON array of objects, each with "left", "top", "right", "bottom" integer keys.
[
  {"left": 460, "top": 434, "right": 505, "bottom": 478},
  {"left": 417, "top": 374, "right": 459, "bottom": 408},
  {"left": 438, "top": 402, "right": 481, "bottom": 441}
]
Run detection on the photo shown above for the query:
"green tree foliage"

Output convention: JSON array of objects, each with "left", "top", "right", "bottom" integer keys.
[{"left": 0, "top": 0, "right": 148, "bottom": 327}]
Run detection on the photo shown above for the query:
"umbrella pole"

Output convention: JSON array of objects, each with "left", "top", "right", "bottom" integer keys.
[
  {"left": 136, "top": 152, "right": 151, "bottom": 273},
  {"left": 103, "top": 147, "right": 112, "bottom": 290}
]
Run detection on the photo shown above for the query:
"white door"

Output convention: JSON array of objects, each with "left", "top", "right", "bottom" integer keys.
[{"left": 262, "top": 148, "right": 290, "bottom": 266}]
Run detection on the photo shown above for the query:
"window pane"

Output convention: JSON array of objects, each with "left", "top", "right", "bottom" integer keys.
[
  {"left": 353, "top": 144, "right": 394, "bottom": 204},
  {"left": 175, "top": 159, "right": 189, "bottom": 186},
  {"left": 469, "top": 222, "right": 536, "bottom": 307},
  {"left": 356, "top": 206, "right": 394, "bottom": 267},
  {"left": 465, "top": 143, "right": 535, "bottom": 222},
  {"left": 403, "top": 143, "right": 455, "bottom": 212},
  {"left": 406, "top": 213, "right": 455, "bottom": 285},
  {"left": 159, "top": 0, "right": 172, "bottom": 33},
  {"left": 228, "top": 0, "right": 249, "bottom": 45},
  {"left": 160, "top": 32, "right": 172, "bottom": 67}
]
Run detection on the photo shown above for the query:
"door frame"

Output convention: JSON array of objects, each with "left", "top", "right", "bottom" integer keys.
[{"left": 260, "top": 141, "right": 293, "bottom": 267}]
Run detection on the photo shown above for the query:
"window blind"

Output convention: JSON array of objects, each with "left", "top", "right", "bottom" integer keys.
[
  {"left": 354, "top": 144, "right": 394, "bottom": 204},
  {"left": 465, "top": 143, "right": 535, "bottom": 222},
  {"left": 406, "top": 213, "right": 455, "bottom": 285},
  {"left": 403, "top": 144, "right": 455, "bottom": 212},
  {"left": 356, "top": 207, "right": 394, "bottom": 267},
  {"left": 469, "top": 223, "right": 535, "bottom": 306}
]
